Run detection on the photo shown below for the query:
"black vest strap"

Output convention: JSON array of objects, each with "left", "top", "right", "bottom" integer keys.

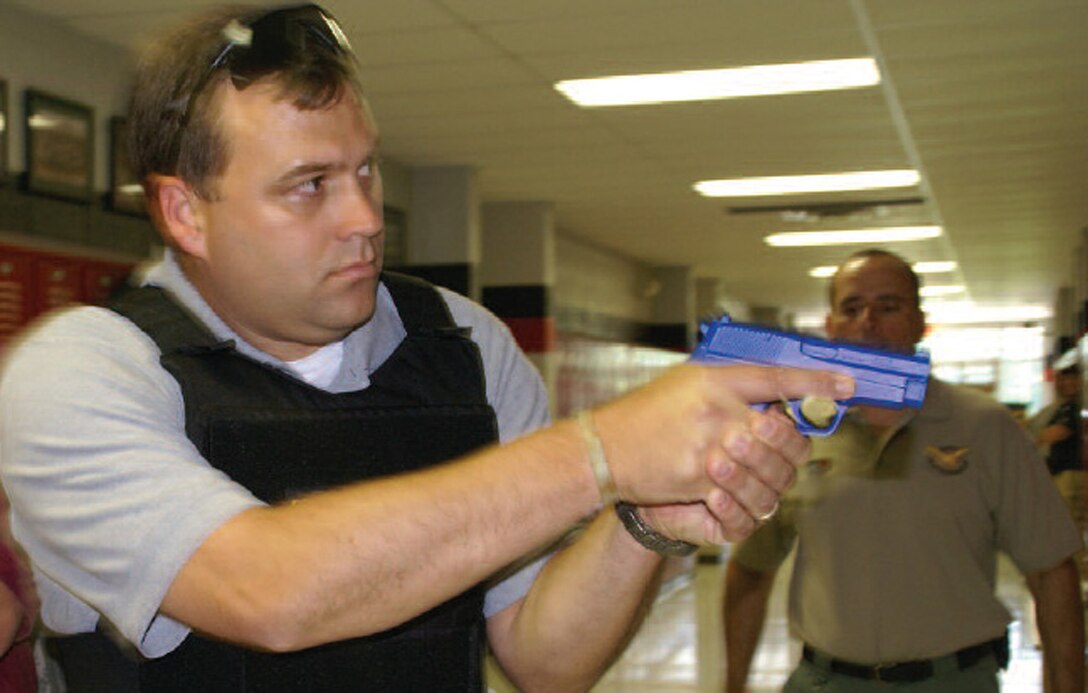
[
  {"left": 109, "top": 285, "right": 231, "bottom": 355},
  {"left": 382, "top": 270, "right": 459, "bottom": 334},
  {"left": 109, "top": 270, "right": 455, "bottom": 356}
]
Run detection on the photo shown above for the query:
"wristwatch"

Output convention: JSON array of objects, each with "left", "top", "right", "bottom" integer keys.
[{"left": 614, "top": 502, "right": 698, "bottom": 557}]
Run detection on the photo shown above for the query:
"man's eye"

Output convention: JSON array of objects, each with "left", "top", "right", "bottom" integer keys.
[
  {"left": 298, "top": 176, "right": 324, "bottom": 194},
  {"left": 360, "top": 156, "right": 380, "bottom": 178}
]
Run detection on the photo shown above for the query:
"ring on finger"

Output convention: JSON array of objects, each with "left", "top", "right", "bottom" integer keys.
[{"left": 754, "top": 500, "right": 780, "bottom": 523}]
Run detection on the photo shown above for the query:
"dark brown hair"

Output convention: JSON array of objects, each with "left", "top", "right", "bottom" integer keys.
[{"left": 127, "top": 4, "right": 363, "bottom": 199}]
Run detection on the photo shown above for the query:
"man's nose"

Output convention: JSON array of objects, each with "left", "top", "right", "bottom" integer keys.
[
  {"left": 338, "top": 184, "right": 383, "bottom": 239},
  {"left": 858, "top": 305, "right": 879, "bottom": 326}
]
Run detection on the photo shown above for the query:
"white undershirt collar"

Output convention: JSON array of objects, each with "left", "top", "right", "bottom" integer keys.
[{"left": 284, "top": 340, "right": 345, "bottom": 389}]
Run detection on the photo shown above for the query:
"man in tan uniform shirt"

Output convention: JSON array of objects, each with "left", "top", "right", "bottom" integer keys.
[{"left": 723, "top": 249, "right": 1084, "bottom": 692}]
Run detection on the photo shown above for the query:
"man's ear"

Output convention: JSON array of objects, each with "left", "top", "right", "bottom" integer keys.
[
  {"left": 913, "top": 309, "right": 927, "bottom": 345},
  {"left": 147, "top": 174, "right": 208, "bottom": 260}
]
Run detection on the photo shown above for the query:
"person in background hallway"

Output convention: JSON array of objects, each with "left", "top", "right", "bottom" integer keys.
[
  {"left": 723, "top": 249, "right": 1084, "bottom": 692},
  {"left": 0, "top": 4, "right": 853, "bottom": 691},
  {"left": 1030, "top": 363, "right": 1087, "bottom": 584}
]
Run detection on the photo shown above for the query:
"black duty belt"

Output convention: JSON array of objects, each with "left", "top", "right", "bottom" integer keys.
[{"left": 801, "top": 634, "right": 1008, "bottom": 684}]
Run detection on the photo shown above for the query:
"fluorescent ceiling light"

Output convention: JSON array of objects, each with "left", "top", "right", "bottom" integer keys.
[
  {"left": 795, "top": 304, "right": 1052, "bottom": 329},
  {"left": 808, "top": 260, "right": 958, "bottom": 279},
  {"left": 912, "top": 261, "right": 957, "bottom": 274},
  {"left": 919, "top": 285, "right": 965, "bottom": 297},
  {"left": 766, "top": 225, "right": 942, "bottom": 247},
  {"left": 921, "top": 327, "right": 1047, "bottom": 366},
  {"left": 555, "top": 57, "right": 880, "bottom": 107},
  {"left": 794, "top": 315, "right": 823, "bottom": 330},
  {"left": 923, "top": 302, "right": 1052, "bottom": 325},
  {"left": 695, "top": 169, "right": 920, "bottom": 197}
]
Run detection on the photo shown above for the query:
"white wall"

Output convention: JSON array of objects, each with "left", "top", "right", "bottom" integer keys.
[
  {"left": 0, "top": 3, "right": 415, "bottom": 213},
  {"left": 379, "top": 157, "right": 411, "bottom": 214},
  {"left": 554, "top": 233, "right": 656, "bottom": 324},
  {"left": 0, "top": 3, "right": 134, "bottom": 192}
]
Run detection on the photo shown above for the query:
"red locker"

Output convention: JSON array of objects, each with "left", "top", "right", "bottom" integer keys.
[
  {"left": 33, "top": 256, "right": 82, "bottom": 316},
  {"left": 0, "top": 249, "right": 35, "bottom": 349},
  {"left": 82, "top": 260, "right": 134, "bottom": 305}
]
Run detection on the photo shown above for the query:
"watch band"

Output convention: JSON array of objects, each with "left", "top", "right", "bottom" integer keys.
[{"left": 614, "top": 502, "right": 698, "bottom": 557}]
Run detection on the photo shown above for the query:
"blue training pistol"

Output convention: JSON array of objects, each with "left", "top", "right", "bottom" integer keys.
[{"left": 690, "top": 315, "right": 930, "bottom": 436}]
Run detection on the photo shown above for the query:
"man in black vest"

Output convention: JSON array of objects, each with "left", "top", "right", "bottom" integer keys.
[{"left": 0, "top": 5, "right": 852, "bottom": 691}]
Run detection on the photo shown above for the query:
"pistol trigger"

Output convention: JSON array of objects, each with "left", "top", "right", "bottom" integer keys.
[
  {"left": 780, "top": 396, "right": 844, "bottom": 437},
  {"left": 786, "top": 399, "right": 804, "bottom": 427},
  {"left": 800, "top": 403, "right": 847, "bottom": 437}
]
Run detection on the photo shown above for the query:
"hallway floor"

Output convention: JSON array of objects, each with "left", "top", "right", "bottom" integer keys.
[{"left": 490, "top": 549, "right": 1079, "bottom": 691}]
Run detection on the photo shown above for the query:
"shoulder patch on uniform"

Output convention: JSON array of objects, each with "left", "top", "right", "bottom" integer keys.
[{"left": 925, "top": 445, "right": 969, "bottom": 474}]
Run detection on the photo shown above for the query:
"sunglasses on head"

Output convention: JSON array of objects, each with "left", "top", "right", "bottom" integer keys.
[{"left": 178, "top": 4, "right": 354, "bottom": 130}]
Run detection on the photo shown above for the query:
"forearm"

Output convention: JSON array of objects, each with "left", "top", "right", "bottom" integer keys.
[
  {"left": 1038, "top": 424, "right": 1073, "bottom": 446},
  {"left": 488, "top": 509, "right": 664, "bottom": 692},
  {"left": 724, "top": 560, "right": 777, "bottom": 693},
  {"left": 164, "top": 419, "right": 601, "bottom": 650},
  {"left": 1027, "top": 558, "right": 1085, "bottom": 693}
]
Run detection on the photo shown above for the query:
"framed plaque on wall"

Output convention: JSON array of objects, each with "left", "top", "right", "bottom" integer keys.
[
  {"left": 108, "top": 117, "right": 146, "bottom": 216},
  {"left": 24, "top": 89, "right": 94, "bottom": 203},
  {"left": 0, "top": 79, "right": 8, "bottom": 184}
]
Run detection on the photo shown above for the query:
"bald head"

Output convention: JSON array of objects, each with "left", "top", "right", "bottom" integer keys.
[
  {"left": 828, "top": 249, "right": 920, "bottom": 309},
  {"left": 824, "top": 249, "right": 925, "bottom": 353}
]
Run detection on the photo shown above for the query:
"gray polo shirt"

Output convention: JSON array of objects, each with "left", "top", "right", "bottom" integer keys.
[
  {"left": 734, "top": 378, "right": 1082, "bottom": 663},
  {"left": 0, "top": 251, "right": 550, "bottom": 657}
]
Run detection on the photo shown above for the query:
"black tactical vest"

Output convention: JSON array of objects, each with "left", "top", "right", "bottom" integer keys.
[{"left": 52, "top": 272, "right": 497, "bottom": 692}]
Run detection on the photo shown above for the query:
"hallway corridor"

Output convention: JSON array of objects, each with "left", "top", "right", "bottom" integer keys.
[
  {"left": 591, "top": 551, "right": 1055, "bottom": 691},
  {"left": 489, "top": 549, "right": 1077, "bottom": 691}
]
